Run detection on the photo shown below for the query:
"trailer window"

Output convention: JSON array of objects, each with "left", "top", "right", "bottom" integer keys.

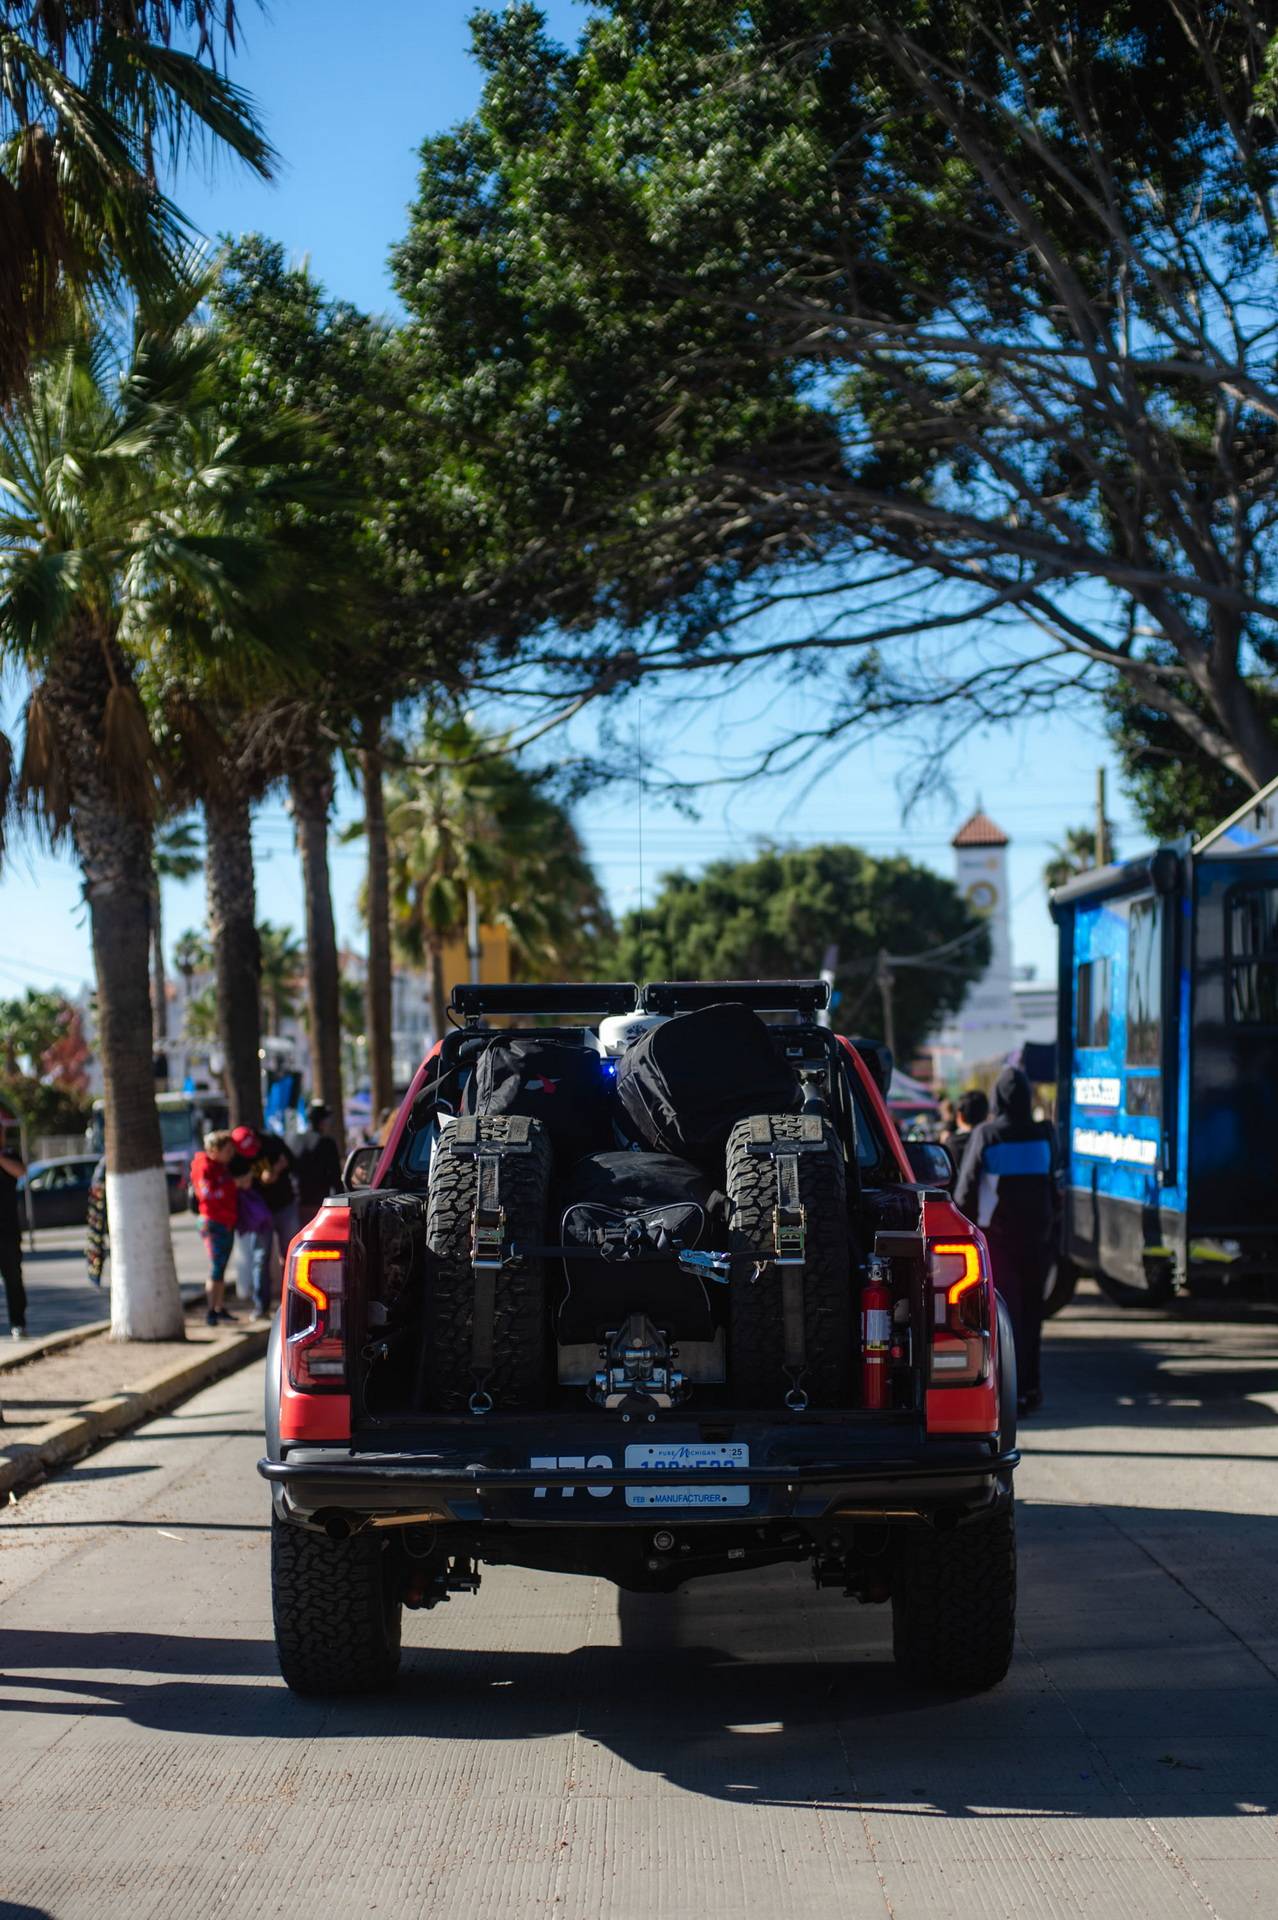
[
  {"left": 1076, "top": 957, "right": 1111, "bottom": 1048},
  {"left": 1229, "top": 883, "right": 1278, "bottom": 1025},
  {"left": 1126, "top": 898, "right": 1162, "bottom": 1067}
]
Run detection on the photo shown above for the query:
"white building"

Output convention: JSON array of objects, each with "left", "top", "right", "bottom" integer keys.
[{"left": 947, "top": 810, "right": 1019, "bottom": 1073}]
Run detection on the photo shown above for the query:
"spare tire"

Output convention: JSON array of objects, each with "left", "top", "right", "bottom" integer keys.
[
  {"left": 421, "top": 1114, "right": 553, "bottom": 1412},
  {"left": 725, "top": 1114, "right": 854, "bottom": 1408}
]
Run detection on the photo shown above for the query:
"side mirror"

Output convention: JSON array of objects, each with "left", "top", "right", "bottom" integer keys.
[
  {"left": 905, "top": 1140, "right": 955, "bottom": 1190},
  {"left": 342, "top": 1145, "right": 379, "bottom": 1191}
]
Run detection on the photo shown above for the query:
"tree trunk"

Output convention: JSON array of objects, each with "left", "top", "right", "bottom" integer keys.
[
  {"left": 150, "top": 873, "right": 168, "bottom": 1088},
  {"left": 205, "top": 787, "right": 264, "bottom": 1131},
  {"left": 426, "top": 927, "right": 448, "bottom": 1045},
  {"left": 44, "top": 629, "right": 182, "bottom": 1340},
  {"left": 361, "top": 717, "right": 395, "bottom": 1123},
  {"left": 288, "top": 751, "right": 345, "bottom": 1148}
]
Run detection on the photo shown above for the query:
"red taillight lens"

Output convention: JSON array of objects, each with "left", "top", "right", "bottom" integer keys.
[
  {"left": 285, "top": 1245, "right": 347, "bottom": 1392},
  {"left": 927, "top": 1240, "right": 990, "bottom": 1385}
]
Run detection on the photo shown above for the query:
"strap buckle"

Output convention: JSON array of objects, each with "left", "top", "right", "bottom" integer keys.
[{"left": 471, "top": 1152, "right": 507, "bottom": 1271}]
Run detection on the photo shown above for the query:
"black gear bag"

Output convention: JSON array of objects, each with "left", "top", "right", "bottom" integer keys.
[
  {"left": 556, "top": 1151, "right": 727, "bottom": 1343},
  {"left": 462, "top": 1035, "right": 614, "bottom": 1169},
  {"left": 615, "top": 1001, "right": 800, "bottom": 1167}
]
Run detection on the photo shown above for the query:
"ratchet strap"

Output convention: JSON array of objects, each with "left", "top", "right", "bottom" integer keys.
[{"left": 445, "top": 1116, "right": 535, "bottom": 1412}]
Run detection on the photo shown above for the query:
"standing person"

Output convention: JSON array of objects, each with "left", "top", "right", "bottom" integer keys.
[
  {"left": 234, "top": 1160, "right": 275, "bottom": 1320},
  {"left": 254, "top": 1130, "right": 300, "bottom": 1277},
  {"left": 190, "top": 1129, "right": 239, "bottom": 1327},
  {"left": 295, "top": 1102, "right": 343, "bottom": 1226},
  {"left": 954, "top": 1067, "right": 1055, "bottom": 1415},
  {"left": 0, "top": 1137, "right": 27, "bottom": 1339}
]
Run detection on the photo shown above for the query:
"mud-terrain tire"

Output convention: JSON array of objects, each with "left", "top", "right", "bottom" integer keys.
[
  {"left": 422, "top": 1114, "right": 553, "bottom": 1412},
  {"left": 892, "top": 1503, "right": 1016, "bottom": 1692},
  {"left": 271, "top": 1513, "right": 402, "bottom": 1695},
  {"left": 725, "top": 1114, "right": 854, "bottom": 1408}
]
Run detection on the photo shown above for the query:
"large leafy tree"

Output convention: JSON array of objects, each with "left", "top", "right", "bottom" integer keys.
[
  {"left": 0, "top": 988, "right": 90, "bottom": 1137},
  {"left": 612, "top": 844, "right": 986, "bottom": 1061},
  {"left": 396, "top": 2, "right": 1278, "bottom": 804},
  {"left": 0, "top": 1, "right": 272, "bottom": 400}
]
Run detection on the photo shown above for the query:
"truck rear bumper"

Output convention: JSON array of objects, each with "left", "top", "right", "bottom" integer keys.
[{"left": 260, "top": 1424, "right": 1018, "bottom": 1531}]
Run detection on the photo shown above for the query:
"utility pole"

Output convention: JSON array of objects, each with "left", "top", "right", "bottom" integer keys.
[
  {"left": 1095, "top": 767, "right": 1112, "bottom": 868},
  {"left": 876, "top": 948, "right": 897, "bottom": 1060}
]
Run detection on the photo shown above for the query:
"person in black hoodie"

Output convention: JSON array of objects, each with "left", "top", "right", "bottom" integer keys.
[{"left": 954, "top": 1066, "right": 1056, "bottom": 1414}]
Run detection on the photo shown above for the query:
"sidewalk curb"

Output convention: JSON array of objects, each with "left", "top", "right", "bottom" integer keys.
[
  {"left": 0, "top": 1286, "right": 218, "bottom": 1375},
  {"left": 0, "top": 1324, "right": 270, "bottom": 1498}
]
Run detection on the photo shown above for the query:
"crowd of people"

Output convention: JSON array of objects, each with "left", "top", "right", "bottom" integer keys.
[{"left": 189, "top": 1103, "right": 343, "bottom": 1325}]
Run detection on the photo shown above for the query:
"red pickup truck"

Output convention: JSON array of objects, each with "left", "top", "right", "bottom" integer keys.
[{"left": 260, "top": 981, "right": 1018, "bottom": 1698}]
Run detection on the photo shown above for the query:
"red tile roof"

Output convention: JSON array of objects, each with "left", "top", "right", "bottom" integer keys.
[{"left": 952, "top": 810, "right": 1010, "bottom": 848}]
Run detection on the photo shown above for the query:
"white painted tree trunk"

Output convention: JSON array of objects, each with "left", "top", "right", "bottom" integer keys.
[{"left": 107, "top": 1167, "right": 185, "bottom": 1341}]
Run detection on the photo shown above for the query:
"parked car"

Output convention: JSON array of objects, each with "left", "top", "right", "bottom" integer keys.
[
  {"left": 19, "top": 1155, "right": 101, "bottom": 1229},
  {"left": 262, "top": 979, "right": 1019, "bottom": 1700}
]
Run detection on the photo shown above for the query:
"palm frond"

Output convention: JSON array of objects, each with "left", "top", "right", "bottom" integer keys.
[{"left": 16, "top": 684, "right": 72, "bottom": 837}]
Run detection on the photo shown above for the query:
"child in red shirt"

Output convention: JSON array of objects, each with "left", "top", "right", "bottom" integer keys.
[{"left": 190, "top": 1130, "right": 239, "bottom": 1326}]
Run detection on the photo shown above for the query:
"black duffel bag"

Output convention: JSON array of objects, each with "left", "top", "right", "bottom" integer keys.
[
  {"left": 557, "top": 1151, "right": 727, "bottom": 1343},
  {"left": 615, "top": 1002, "right": 800, "bottom": 1166},
  {"left": 463, "top": 1035, "right": 615, "bottom": 1169}
]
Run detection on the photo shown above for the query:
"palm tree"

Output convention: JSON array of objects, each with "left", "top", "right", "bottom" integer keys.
[
  {"left": 287, "top": 747, "right": 345, "bottom": 1141},
  {"left": 0, "top": 320, "right": 322, "bottom": 1336},
  {"left": 151, "top": 814, "right": 201, "bottom": 1082},
  {"left": 381, "top": 714, "right": 612, "bottom": 1041},
  {"left": 0, "top": 2, "right": 273, "bottom": 401},
  {"left": 1043, "top": 823, "right": 1119, "bottom": 894},
  {"left": 359, "top": 708, "right": 394, "bottom": 1123}
]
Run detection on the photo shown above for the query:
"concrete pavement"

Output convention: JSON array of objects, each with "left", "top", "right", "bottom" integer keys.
[{"left": 2, "top": 1284, "right": 1278, "bottom": 1917}]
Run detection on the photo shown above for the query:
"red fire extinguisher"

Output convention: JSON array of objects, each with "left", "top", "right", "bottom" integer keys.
[{"left": 860, "top": 1259, "right": 892, "bottom": 1411}]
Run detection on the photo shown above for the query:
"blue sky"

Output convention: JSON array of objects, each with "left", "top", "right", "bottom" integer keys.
[{"left": 0, "top": 0, "right": 1144, "bottom": 1003}]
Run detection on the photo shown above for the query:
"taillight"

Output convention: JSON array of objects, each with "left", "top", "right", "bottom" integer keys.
[
  {"left": 927, "top": 1239, "right": 990, "bottom": 1386},
  {"left": 285, "top": 1243, "right": 348, "bottom": 1392}
]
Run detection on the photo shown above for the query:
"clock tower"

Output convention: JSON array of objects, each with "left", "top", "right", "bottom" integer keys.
[{"left": 951, "top": 809, "right": 1017, "bottom": 1071}]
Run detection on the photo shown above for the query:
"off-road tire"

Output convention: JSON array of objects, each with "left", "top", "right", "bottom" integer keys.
[
  {"left": 725, "top": 1114, "right": 854, "bottom": 1408},
  {"left": 1041, "top": 1255, "right": 1079, "bottom": 1318},
  {"left": 422, "top": 1114, "right": 553, "bottom": 1412},
  {"left": 271, "top": 1513, "right": 402, "bottom": 1695},
  {"left": 892, "top": 1503, "right": 1016, "bottom": 1692}
]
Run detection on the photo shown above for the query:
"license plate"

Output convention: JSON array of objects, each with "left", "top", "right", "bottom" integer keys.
[{"left": 623, "top": 1441, "right": 750, "bottom": 1508}]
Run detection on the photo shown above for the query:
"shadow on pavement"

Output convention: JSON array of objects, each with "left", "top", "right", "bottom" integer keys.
[
  {"left": 1037, "top": 1314, "right": 1278, "bottom": 1432},
  {"left": 2, "top": 1501, "right": 1277, "bottom": 1823}
]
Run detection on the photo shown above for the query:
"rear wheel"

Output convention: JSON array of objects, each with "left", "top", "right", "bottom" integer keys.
[
  {"left": 892, "top": 1503, "right": 1016, "bottom": 1692},
  {"left": 422, "top": 1114, "right": 554, "bottom": 1412},
  {"left": 271, "top": 1513, "right": 402, "bottom": 1695},
  {"left": 725, "top": 1114, "right": 854, "bottom": 1408}
]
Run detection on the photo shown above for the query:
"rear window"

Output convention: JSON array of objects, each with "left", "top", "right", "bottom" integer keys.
[
  {"left": 1229, "top": 882, "right": 1278, "bottom": 1025},
  {"left": 1076, "top": 956, "right": 1112, "bottom": 1049},
  {"left": 1126, "top": 898, "right": 1162, "bottom": 1067}
]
